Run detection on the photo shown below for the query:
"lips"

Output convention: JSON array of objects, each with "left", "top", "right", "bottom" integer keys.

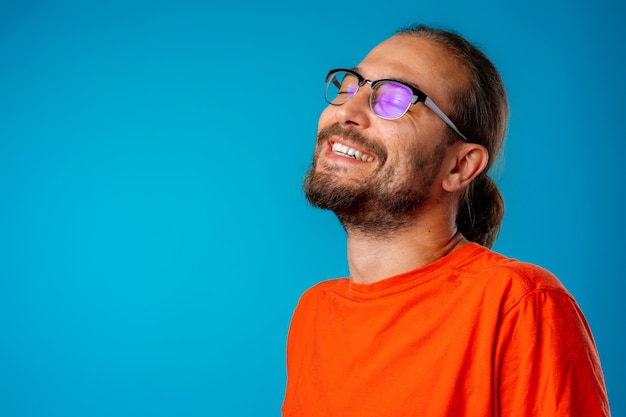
[{"left": 330, "top": 142, "right": 375, "bottom": 162}]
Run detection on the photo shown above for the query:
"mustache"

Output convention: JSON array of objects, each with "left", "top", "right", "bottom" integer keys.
[{"left": 316, "top": 123, "right": 388, "bottom": 162}]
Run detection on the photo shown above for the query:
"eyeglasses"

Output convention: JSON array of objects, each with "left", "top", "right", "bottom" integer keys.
[{"left": 324, "top": 68, "right": 469, "bottom": 142}]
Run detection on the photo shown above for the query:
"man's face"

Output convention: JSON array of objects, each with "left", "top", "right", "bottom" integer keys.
[{"left": 304, "top": 35, "right": 469, "bottom": 236}]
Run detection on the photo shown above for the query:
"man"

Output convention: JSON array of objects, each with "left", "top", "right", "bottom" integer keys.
[{"left": 282, "top": 24, "right": 610, "bottom": 416}]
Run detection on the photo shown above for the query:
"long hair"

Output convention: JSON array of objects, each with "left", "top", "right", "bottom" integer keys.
[{"left": 398, "top": 24, "right": 509, "bottom": 248}]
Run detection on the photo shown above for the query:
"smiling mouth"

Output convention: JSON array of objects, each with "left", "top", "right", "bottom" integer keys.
[{"left": 331, "top": 142, "right": 374, "bottom": 162}]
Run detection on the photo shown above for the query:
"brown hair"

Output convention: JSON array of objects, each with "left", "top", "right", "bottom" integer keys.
[{"left": 397, "top": 24, "right": 509, "bottom": 248}]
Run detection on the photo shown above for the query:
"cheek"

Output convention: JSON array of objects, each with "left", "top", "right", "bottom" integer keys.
[{"left": 317, "top": 105, "right": 336, "bottom": 129}]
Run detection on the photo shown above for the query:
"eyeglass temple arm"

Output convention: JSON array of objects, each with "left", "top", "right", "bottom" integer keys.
[{"left": 424, "top": 97, "right": 469, "bottom": 142}]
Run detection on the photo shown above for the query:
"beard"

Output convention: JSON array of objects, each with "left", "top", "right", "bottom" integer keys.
[{"left": 303, "top": 123, "right": 449, "bottom": 238}]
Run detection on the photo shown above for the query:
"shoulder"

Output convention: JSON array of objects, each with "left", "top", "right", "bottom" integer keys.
[
  {"left": 459, "top": 243, "right": 564, "bottom": 289},
  {"left": 296, "top": 278, "right": 348, "bottom": 306},
  {"left": 456, "top": 243, "right": 574, "bottom": 312},
  {"left": 287, "top": 278, "right": 348, "bottom": 333}
]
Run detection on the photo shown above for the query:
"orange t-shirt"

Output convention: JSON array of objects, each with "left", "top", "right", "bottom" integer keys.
[{"left": 282, "top": 243, "right": 610, "bottom": 416}]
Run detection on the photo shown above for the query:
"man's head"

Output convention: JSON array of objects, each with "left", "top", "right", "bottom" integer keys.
[{"left": 304, "top": 24, "right": 508, "bottom": 247}]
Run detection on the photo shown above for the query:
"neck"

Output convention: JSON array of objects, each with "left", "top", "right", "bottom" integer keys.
[{"left": 346, "top": 223, "right": 466, "bottom": 285}]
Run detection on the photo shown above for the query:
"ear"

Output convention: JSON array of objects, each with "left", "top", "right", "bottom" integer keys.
[{"left": 441, "top": 143, "right": 489, "bottom": 192}]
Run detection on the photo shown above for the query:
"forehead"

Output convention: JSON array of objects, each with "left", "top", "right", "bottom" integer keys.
[{"left": 357, "top": 35, "right": 468, "bottom": 105}]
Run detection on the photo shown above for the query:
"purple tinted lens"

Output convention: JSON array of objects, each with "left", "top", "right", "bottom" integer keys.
[
  {"left": 372, "top": 82, "right": 413, "bottom": 119},
  {"left": 327, "top": 72, "right": 360, "bottom": 104},
  {"left": 346, "top": 84, "right": 358, "bottom": 99}
]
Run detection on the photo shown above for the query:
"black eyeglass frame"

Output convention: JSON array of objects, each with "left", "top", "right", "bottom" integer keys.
[{"left": 325, "top": 68, "right": 469, "bottom": 142}]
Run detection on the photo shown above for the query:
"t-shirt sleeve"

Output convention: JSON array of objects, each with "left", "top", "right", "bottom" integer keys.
[{"left": 495, "top": 288, "right": 610, "bottom": 416}]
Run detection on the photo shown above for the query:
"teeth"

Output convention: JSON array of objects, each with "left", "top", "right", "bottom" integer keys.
[{"left": 332, "top": 143, "right": 374, "bottom": 162}]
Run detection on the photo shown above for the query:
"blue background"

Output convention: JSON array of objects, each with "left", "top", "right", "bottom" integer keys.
[{"left": 1, "top": 0, "right": 623, "bottom": 415}]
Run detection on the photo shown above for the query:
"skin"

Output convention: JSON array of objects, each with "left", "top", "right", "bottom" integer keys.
[{"left": 312, "top": 35, "right": 490, "bottom": 284}]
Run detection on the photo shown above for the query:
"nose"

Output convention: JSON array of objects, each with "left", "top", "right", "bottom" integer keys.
[{"left": 334, "top": 84, "right": 372, "bottom": 129}]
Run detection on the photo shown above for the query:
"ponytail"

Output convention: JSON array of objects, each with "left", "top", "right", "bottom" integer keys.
[{"left": 457, "top": 173, "right": 504, "bottom": 248}]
